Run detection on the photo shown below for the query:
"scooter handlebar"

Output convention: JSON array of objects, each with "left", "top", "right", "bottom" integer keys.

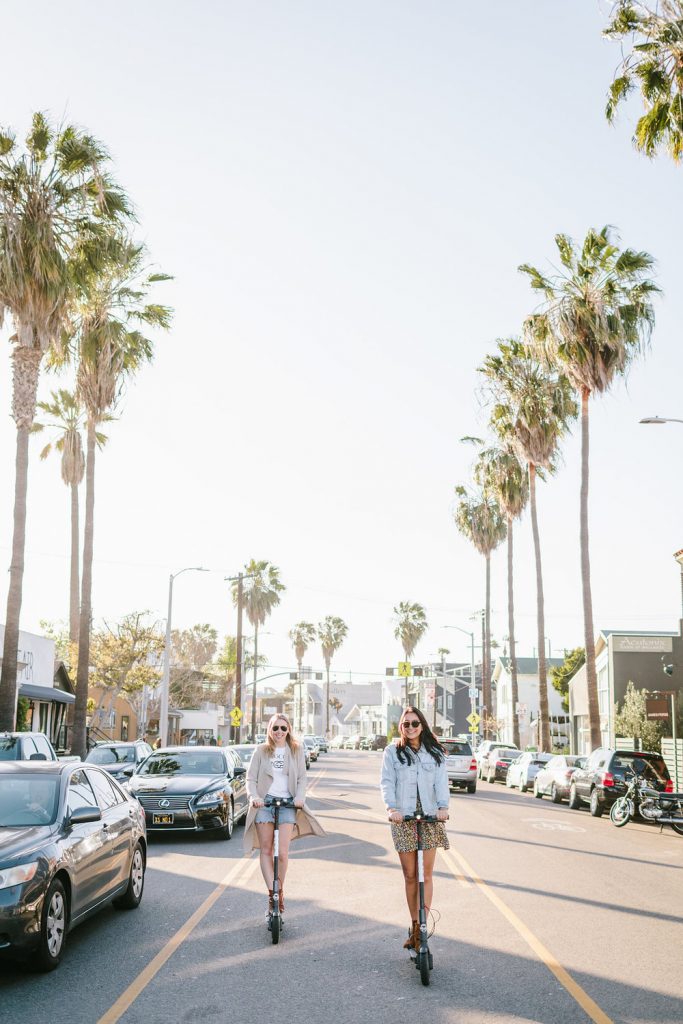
[
  {"left": 264, "top": 795, "right": 296, "bottom": 808},
  {"left": 401, "top": 813, "right": 439, "bottom": 823}
]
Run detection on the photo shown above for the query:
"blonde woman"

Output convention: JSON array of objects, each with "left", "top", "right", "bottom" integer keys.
[{"left": 244, "top": 713, "right": 325, "bottom": 920}]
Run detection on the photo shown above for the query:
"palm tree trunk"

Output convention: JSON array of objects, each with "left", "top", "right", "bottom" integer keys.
[
  {"left": 72, "top": 420, "right": 96, "bottom": 759},
  {"left": 251, "top": 626, "right": 259, "bottom": 741},
  {"left": 529, "top": 464, "right": 550, "bottom": 751},
  {"left": 484, "top": 554, "right": 491, "bottom": 738},
  {"left": 507, "top": 517, "right": 520, "bottom": 748},
  {"left": 325, "top": 659, "right": 330, "bottom": 735},
  {"left": 69, "top": 481, "right": 80, "bottom": 643},
  {"left": 0, "top": 347, "right": 43, "bottom": 731},
  {"left": 581, "top": 387, "right": 600, "bottom": 750},
  {"left": 297, "top": 656, "right": 303, "bottom": 732}
]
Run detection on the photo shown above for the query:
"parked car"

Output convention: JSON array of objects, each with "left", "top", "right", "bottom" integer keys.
[
  {"left": 231, "top": 744, "right": 257, "bottom": 766},
  {"left": 482, "top": 747, "right": 519, "bottom": 784},
  {"left": 314, "top": 736, "right": 328, "bottom": 753},
  {"left": 0, "top": 760, "right": 146, "bottom": 970},
  {"left": 358, "top": 735, "right": 374, "bottom": 750},
  {"left": 441, "top": 738, "right": 477, "bottom": 793},
  {"left": 568, "top": 747, "right": 673, "bottom": 817},
  {"left": 85, "top": 741, "right": 153, "bottom": 783},
  {"left": 506, "top": 752, "right": 553, "bottom": 793},
  {"left": 128, "top": 746, "right": 248, "bottom": 839},
  {"left": 0, "top": 732, "right": 58, "bottom": 761},
  {"left": 329, "top": 735, "right": 345, "bottom": 749},
  {"left": 303, "top": 737, "right": 319, "bottom": 761},
  {"left": 343, "top": 735, "right": 361, "bottom": 750},
  {"left": 475, "top": 740, "right": 518, "bottom": 779},
  {"left": 369, "top": 734, "right": 388, "bottom": 751},
  {"left": 533, "top": 754, "right": 586, "bottom": 803}
]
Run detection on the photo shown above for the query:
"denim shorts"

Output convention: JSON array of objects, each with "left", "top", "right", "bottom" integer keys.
[{"left": 254, "top": 804, "right": 297, "bottom": 825}]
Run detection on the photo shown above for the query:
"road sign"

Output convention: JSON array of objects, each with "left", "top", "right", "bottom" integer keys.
[
  {"left": 230, "top": 707, "right": 243, "bottom": 726},
  {"left": 469, "top": 724, "right": 478, "bottom": 733},
  {"left": 398, "top": 662, "right": 412, "bottom": 677},
  {"left": 468, "top": 688, "right": 477, "bottom": 699},
  {"left": 466, "top": 712, "right": 480, "bottom": 727}
]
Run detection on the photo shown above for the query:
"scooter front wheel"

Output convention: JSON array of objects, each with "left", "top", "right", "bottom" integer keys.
[
  {"left": 610, "top": 799, "right": 631, "bottom": 827},
  {"left": 271, "top": 912, "right": 281, "bottom": 944},
  {"left": 418, "top": 951, "right": 431, "bottom": 986}
]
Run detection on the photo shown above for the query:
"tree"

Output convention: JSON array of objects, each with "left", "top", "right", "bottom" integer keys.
[
  {"left": 521, "top": 228, "right": 657, "bottom": 749},
  {"left": 604, "top": 2, "right": 683, "bottom": 161},
  {"left": 237, "top": 560, "right": 285, "bottom": 739},
  {"left": 393, "top": 602, "right": 428, "bottom": 704},
  {"left": 69, "top": 240, "right": 172, "bottom": 758},
  {"left": 453, "top": 487, "right": 506, "bottom": 736},
  {"left": 0, "top": 112, "right": 131, "bottom": 730},
  {"left": 614, "top": 681, "right": 664, "bottom": 752},
  {"left": 168, "top": 624, "right": 220, "bottom": 707},
  {"left": 550, "top": 647, "right": 586, "bottom": 713},
  {"left": 34, "top": 390, "right": 110, "bottom": 643},
  {"left": 89, "top": 612, "right": 164, "bottom": 730},
  {"left": 317, "top": 616, "right": 349, "bottom": 734},
  {"left": 480, "top": 339, "right": 576, "bottom": 750},
  {"left": 474, "top": 444, "right": 529, "bottom": 747},
  {"left": 289, "top": 622, "right": 316, "bottom": 732}
]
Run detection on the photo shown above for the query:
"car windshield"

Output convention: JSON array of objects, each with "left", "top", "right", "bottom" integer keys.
[
  {"left": 498, "top": 750, "right": 519, "bottom": 760},
  {"left": 138, "top": 752, "right": 225, "bottom": 776},
  {"left": 87, "top": 746, "right": 136, "bottom": 765},
  {"left": 0, "top": 738, "right": 21, "bottom": 760},
  {"left": 442, "top": 741, "right": 472, "bottom": 756},
  {"left": 0, "top": 775, "right": 60, "bottom": 826},
  {"left": 304, "top": 738, "right": 315, "bottom": 746},
  {"left": 233, "top": 746, "right": 255, "bottom": 764}
]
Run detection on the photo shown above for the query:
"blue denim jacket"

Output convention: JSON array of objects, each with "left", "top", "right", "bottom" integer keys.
[{"left": 380, "top": 742, "right": 449, "bottom": 815}]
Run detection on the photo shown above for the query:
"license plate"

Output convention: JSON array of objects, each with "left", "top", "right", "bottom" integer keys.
[{"left": 152, "top": 812, "right": 174, "bottom": 825}]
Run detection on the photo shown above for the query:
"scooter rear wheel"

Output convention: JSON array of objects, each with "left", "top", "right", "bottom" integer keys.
[
  {"left": 418, "top": 950, "right": 430, "bottom": 986},
  {"left": 271, "top": 913, "right": 281, "bottom": 944}
]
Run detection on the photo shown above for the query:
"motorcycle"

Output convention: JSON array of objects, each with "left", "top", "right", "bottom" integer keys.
[{"left": 609, "top": 767, "right": 683, "bottom": 835}]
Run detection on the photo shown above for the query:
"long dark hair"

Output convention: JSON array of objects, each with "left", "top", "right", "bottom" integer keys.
[{"left": 396, "top": 706, "right": 445, "bottom": 765}]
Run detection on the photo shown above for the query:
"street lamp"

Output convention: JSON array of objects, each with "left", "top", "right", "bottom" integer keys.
[
  {"left": 443, "top": 624, "right": 478, "bottom": 742},
  {"left": 159, "top": 567, "right": 208, "bottom": 746},
  {"left": 639, "top": 416, "right": 683, "bottom": 425}
]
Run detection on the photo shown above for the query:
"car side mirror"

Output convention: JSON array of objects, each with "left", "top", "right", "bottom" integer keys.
[
  {"left": 121, "top": 765, "right": 135, "bottom": 777},
  {"left": 69, "top": 805, "right": 102, "bottom": 825},
  {"left": 29, "top": 753, "right": 47, "bottom": 761},
  {"left": 233, "top": 765, "right": 246, "bottom": 776}
]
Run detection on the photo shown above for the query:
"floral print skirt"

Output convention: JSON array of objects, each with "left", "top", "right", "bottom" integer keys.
[{"left": 391, "top": 796, "right": 450, "bottom": 854}]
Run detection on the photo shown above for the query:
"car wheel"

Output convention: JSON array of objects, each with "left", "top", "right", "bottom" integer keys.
[
  {"left": 520, "top": 779, "right": 528, "bottom": 793},
  {"left": 217, "top": 799, "right": 235, "bottom": 840},
  {"left": 589, "top": 789, "right": 603, "bottom": 818},
  {"left": 487, "top": 770, "right": 494, "bottom": 784},
  {"left": 534, "top": 780, "right": 543, "bottom": 799},
  {"left": 568, "top": 783, "right": 581, "bottom": 810},
  {"left": 467, "top": 782, "right": 476, "bottom": 794},
  {"left": 115, "top": 842, "right": 146, "bottom": 909},
  {"left": 36, "top": 877, "right": 67, "bottom": 971},
  {"left": 550, "top": 783, "right": 561, "bottom": 804}
]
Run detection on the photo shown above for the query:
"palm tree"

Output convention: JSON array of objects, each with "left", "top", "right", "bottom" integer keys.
[
  {"left": 69, "top": 241, "right": 172, "bottom": 758},
  {"left": 474, "top": 444, "right": 528, "bottom": 747},
  {"left": 289, "top": 622, "right": 316, "bottom": 732},
  {"left": 317, "top": 616, "right": 349, "bottom": 734},
  {"left": 239, "top": 561, "right": 285, "bottom": 740},
  {"left": 393, "top": 601, "right": 428, "bottom": 704},
  {"left": 453, "top": 487, "right": 506, "bottom": 736},
  {"left": 34, "top": 390, "right": 110, "bottom": 644},
  {"left": 0, "top": 112, "right": 130, "bottom": 730},
  {"left": 480, "top": 339, "right": 576, "bottom": 751},
  {"left": 520, "top": 227, "right": 658, "bottom": 748},
  {"left": 604, "top": 1, "right": 683, "bottom": 161}
]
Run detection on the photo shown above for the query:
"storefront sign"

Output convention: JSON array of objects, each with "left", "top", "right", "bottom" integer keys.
[
  {"left": 612, "top": 636, "right": 673, "bottom": 654},
  {"left": 646, "top": 697, "right": 670, "bottom": 721}
]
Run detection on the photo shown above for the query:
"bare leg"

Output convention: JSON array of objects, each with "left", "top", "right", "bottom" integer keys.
[
  {"left": 423, "top": 847, "right": 437, "bottom": 913},
  {"left": 276, "top": 823, "right": 295, "bottom": 891},
  {"left": 255, "top": 822, "right": 274, "bottom": 889},
  {"left": 398, "top": 851, "right": 418, "bottom": 920}
]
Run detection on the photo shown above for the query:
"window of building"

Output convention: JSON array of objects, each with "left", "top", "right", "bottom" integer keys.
[{"left": 121, "top": 715, "right": 129, "bottom": 741}]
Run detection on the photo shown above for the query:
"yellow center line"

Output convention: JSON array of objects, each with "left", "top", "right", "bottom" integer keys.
[{"left": 445, "top": 844, "right": 615, "bottom": 1024}]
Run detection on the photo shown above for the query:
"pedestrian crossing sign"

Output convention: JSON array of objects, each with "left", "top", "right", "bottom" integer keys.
[
  {"left": 230, "top": 708, "right": 243, "bottom": 726},
  {"left": 398, "top": 662, "right": 412, "bottom": 677},
  {"left": 466, "top": 712, "right": 480, "bottom": 727}
]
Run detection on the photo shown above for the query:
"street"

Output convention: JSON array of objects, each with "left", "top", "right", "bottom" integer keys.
[{"left": 2, "top": 751, "right": 681, "bottom": 1024}]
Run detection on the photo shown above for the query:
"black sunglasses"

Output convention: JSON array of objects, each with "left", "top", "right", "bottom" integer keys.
[
  {"left": 402, "top": 719, "right": 421, "bottom": 728},
  {"left": 271, "top": 725, "right": 289, "bottom": 732}
]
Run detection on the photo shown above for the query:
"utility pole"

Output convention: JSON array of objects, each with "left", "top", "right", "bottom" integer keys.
[{"left": 234, "top": 573, "right": 244, "bottom": 743}]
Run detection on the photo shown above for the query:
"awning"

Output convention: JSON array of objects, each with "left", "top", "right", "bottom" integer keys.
[{"left": 19, "top": 683, "right": 75, "bottom": 705}]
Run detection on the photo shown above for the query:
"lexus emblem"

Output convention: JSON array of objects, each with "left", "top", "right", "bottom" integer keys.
[{"left": 158, "top": 799, "right": 170, "bottom": 808}]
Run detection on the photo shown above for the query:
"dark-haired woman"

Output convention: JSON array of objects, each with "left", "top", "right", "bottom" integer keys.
[{"left": 380, "top": 706, "right": 449, "bottom": 952}]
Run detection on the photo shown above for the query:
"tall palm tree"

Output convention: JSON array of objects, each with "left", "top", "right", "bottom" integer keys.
[
  {"left": 317, "top": 616, "right": 349, "bottom": 734},
  {"left": 289, "top": 622, "right": 316, "bottom": 732},
  {"left": 474, "top": 444, "right": 529, "bottom": 747},
  {"left": 34, "top": 390, "right": 110, "bottom": 644},
  {"left": 393, "top": 601, "right": 428, "bottom": 704},
  {"left": 239, "top": 560, "right": 285, "bottom": 740},
  {"left": 520, "top": 227, "right": 658, "bottom": 748},
  {"left": 69, "top": 241, "right": 172, "bottom": 758},
  {"left": 480, "top": 339, "right": 576, "bottom": 750},
  {"left": 453, "top": 487, "right": 506, "bottom": 736},
  {"left": 604, "top": 1, "right": 683, "bottom": 161},
  {"left": 0, "top": 112, "right": 130, "bottom": 730}
]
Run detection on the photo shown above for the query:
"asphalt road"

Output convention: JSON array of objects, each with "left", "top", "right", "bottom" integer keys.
[{"left": 2, "top": 752, "right": 682, "bottom": 1024}]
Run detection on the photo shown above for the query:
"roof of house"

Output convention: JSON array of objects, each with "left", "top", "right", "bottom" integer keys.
[
  {"left": 599, "top": 628, "right": 679, "bottom": 638},
  {"left": 498, "top": 657, "right": 565, "bottom": 674}
]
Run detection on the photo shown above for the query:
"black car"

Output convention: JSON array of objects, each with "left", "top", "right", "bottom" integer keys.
[
  {"left": 568, "top": 747, "right": 672, "bottom": 817},
  {"left": 0, "top": 732, "right": 58, "bottom": 761},
  {"left": 128, "top": 746, "right": 249, "bottom": 839},
  {"left": 85, "top": 741, "right": 153, "bottom": 783},
  {"left": 482, "top": 747, "right": 519, "bottom": 784},
  {"left": 0, "top": 761, "right": 146, "bottom": 970}
]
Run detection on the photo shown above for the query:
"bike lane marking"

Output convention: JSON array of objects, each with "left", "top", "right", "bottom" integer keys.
[
  {"left": 442, "top": 843, "right": 615, "bottom": 1024},
  {"left": 97, "top": 765, "right": 328, "bottom": 1024}
]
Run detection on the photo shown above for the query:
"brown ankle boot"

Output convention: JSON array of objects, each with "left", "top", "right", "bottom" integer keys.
[
  {"left": 268, "top": 890, "right": 275, "bottom": 913},
  {"left": 278, "top": 888, "right": 285, "bottom": 913},
  {"left": 403, "top": 920, "right": 418, "bottom": 949}
]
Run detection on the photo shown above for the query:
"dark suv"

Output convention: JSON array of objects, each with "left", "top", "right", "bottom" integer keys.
[{"left": 568, "top": 747, "right": 673, "bottom": 817}]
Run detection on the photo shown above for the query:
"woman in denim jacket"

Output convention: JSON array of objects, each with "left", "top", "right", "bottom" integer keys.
[{"left": 380, "top": 706, "right": 449, "bottom": 952}]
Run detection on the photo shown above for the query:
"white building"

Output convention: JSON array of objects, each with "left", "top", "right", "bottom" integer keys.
[
  {"left": 0, "top": 625, "right": 75, "bottom": 749},
  {"left": 293, "top": 679, "right": 384, "bottom": 736},
  {"left": 493, "top": 656, "right": 569, "bottom": 751}
]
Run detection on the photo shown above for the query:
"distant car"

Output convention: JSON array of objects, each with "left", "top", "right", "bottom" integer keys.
[
  {"left": 441, "top": 738, "right": 477, "bottom": 793},
  {"left": 128, "top": 746, "right": 249, "bottom": 839},
  {"left": 0, "top": 732, "right": 58, "bottom": 762},
  {"left": 329, "top": 735, "right": 345, "bottom": 749},
  {"left": 358, "top": 735, "right": 374, "bottom": 750},
  {"left": 85, "top": 741, "right": 152, "bottom": 784},
  {"left": 568, "top": 747, "right": 673, "bottom": 817},
  {"left": 303, "top": 737, "right": 319, "bottom": 761},
  {"left": 370, "top": 735, "right": 388, "bottom": 751},
  {"left": 231, "top": 744, "right": 257, "bottom": 766},
  {"left": 475, "top": 740, "right": 518, "bottom": 779},
  {"left": 254, "top": 734, "right": 267, "bottom": 744},
  {"left": 482, "top": 747, "right": 519, "bottom": 784},
  {"left": 314, "top": 736, "right": 328, "bottom": 753},
  {"left": 344, "top": 735, "right": 361, "bottom": 750},
  {"left": 533, "top": 754, "right": 586, "bottom": 803},
  {"left": 0, "top": 760, "right": 146, "bottom": 970},
  {"left": 506, "top": 752, "right": 552, "bottom": 792}
]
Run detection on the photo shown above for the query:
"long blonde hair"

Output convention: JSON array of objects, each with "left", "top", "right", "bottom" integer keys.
[{"left": 263, "top": 713, "right": 299, "bottom": 755}]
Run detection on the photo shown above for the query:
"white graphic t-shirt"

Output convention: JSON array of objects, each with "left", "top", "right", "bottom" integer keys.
[{"left": 268, "top": 746, "right": 291, "bottom": 798}]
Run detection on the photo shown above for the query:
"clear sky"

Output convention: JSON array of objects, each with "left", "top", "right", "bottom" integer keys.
[{"left": 1, "top": 1, "right": 682, "bottom": 683}]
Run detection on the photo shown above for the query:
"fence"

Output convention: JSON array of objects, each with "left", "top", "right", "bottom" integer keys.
[{"left": 662, "top": 738, "right": 683, "bottom": 791}]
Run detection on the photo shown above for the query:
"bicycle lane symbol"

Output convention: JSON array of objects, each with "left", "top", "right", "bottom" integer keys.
[{"left": 522, "top": 817, "right": 586, "bottom": 833}]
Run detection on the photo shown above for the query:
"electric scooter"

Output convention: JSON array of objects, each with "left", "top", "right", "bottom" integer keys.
[
  {"left": 264, "top": 794, "right": 295, "bottom": 944},
  {"left": 402, "top": 813, "right": 436, "bottom": 985}
]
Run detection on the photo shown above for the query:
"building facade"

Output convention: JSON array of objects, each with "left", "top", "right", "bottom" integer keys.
[{"left": 493, "top": 656, "right": 568, "bottom": 750}]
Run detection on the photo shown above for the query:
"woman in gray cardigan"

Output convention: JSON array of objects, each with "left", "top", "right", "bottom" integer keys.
[{"left": 244, "top": 713, "right": 325, "bottom": 919}]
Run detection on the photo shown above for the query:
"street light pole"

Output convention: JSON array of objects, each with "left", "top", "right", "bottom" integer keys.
[
  {"left": 159, "top": 567, "right": 207, "bottom": 746},
  {"left": 444, "top": 624, "right": 478, "bottom": 746}
]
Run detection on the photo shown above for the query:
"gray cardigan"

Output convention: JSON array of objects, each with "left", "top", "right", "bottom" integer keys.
[{"left": 243, "top": 742, "right": 326, "bottom": 852}]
